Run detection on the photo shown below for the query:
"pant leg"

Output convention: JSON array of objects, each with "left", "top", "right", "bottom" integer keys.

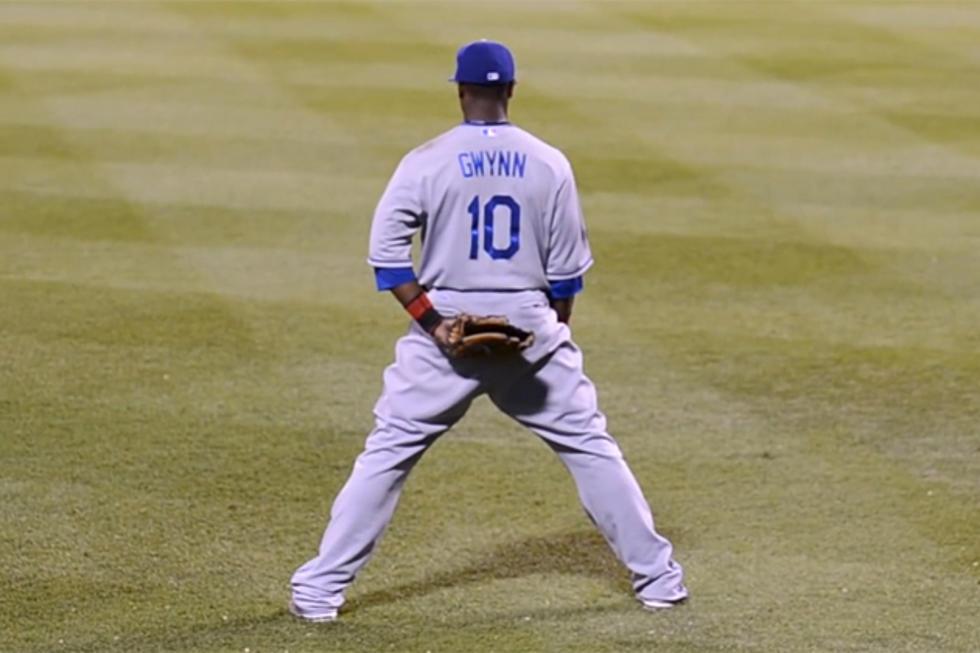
[
  {"left": 487, "top": 342, "right": 687, "bottom": 602},
  {"left": 291, "top": 328, "right": 481, "bottom": 611}
]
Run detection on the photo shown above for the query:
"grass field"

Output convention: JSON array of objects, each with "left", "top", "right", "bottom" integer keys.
[{"left": 2, "top": 1, "right": 979, "bottom": 652}]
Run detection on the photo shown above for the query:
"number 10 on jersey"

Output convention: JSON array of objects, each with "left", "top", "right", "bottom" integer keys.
[{"left": 468, "top": 195, "right": 521, "bottom": 260}]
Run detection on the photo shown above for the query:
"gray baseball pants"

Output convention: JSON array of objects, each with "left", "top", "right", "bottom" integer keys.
[{"left": 291, "top": 290, "right": 686, "bottom": 613}]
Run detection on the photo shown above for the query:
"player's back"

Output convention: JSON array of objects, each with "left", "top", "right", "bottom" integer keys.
[{"left": 369, "top": 122, "right": 590, "bottom": 293}]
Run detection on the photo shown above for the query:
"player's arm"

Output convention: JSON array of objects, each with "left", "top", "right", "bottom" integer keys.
[
  {"left": 546, "top": 163, "right": 592, "bottom": 324},
  {"left": 549, "top": 296, "right": 575, "bottom": 324},
  {"left": 550, "top": 297, "right": 573, "bottom": 324},
  {"left": 382, "top": 276, "right": 453, "bottom": 346},
  {"left": 367, "top": 156, "right": 451, "bottom": 343},
  {"left": 547, "top": 276, "right": 581, "bottom": 324}
]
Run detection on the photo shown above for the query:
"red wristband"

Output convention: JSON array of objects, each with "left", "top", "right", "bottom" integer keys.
[
  {"left": 405, "top": 292, "right": 443, "bottom": 334},
  {"left": 405, "top": 293, "right": 433, "bottom": 320}
]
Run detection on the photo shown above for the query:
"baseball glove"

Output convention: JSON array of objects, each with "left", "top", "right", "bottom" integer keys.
[{"left": 445, "top": 314, "right": 534, "bottom": 359}]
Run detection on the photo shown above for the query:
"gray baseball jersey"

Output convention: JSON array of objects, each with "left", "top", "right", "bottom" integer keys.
[{"left": 367, "top": 123, "right": 593, "bottom": 291}]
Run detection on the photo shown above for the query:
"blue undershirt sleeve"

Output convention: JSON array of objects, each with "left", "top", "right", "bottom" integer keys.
[
  {"left": 374, "top": 267, "right": 417, "bottom": 291},
  {"left": 548, "top": 276, "right": 584, "bottom": 299}
]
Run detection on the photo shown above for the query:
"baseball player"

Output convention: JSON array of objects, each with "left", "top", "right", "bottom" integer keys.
[{"left": 290, "top": 40, "right": 687, "bottom": 622}]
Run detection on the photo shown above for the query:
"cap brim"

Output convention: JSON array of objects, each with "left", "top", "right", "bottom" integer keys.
[{"left": 449, "top": 78, "right": 514, "bottom": 85}]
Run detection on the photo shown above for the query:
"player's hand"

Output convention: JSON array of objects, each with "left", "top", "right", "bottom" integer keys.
[{"left": 430, "top": 318, "right": 455, "bottom": 349}]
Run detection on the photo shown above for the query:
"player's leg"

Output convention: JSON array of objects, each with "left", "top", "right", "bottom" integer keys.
[
  {"left": 291, "top": 329, "right": 481, "bottom": 618},
  {"left": 487, "top": 342, "right": 687, "bottom": 606}
]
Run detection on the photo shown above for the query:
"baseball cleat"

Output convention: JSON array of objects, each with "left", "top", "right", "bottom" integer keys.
[
  {"left": 641, "top": 596, "right": 687, "bottom": 611},
  {"left": 288, "top": 601, "right": 338, "bottom": 623},
  {"left": 640, "top": 585, "right": 689, "bottom": 611}
]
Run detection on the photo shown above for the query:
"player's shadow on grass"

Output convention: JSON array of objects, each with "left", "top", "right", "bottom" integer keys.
[{"left": 345, "top": 528, "right": 628, "bottom": 613}]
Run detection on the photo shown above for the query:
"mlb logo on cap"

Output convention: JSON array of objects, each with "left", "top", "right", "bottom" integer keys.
[{"left": 449, "top": 40, "right": 516, "bottom": 85}]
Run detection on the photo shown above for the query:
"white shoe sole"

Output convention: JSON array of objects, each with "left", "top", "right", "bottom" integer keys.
[
  {"left": 642, "top": 598, "right": 685, "bottom": 610},
  {"left": 641, "top": 590, "right": 688, "bottom": 611},
  {"left": 289, "top": 601, "right": 338, "bottom": 623}
]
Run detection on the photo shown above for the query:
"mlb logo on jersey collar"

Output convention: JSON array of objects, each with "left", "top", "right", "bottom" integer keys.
[{"left": 462, "top": 119, "right": 508, "bottom": 138}]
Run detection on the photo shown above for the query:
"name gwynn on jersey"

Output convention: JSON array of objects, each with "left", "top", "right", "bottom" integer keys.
[{"left": 457, "top": 150, "right": 527, "bottom": 178}]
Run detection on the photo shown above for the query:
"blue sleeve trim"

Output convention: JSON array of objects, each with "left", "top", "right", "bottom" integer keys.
[
  {"left": 374, "top": 267, "right": 416, "bottom": 291},
  {"left": 548, "top": 276, "right": 584, "bottom": 299}
]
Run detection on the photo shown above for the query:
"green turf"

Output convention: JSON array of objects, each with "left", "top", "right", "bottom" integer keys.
[{"left": 1, "top": 1, "right": 978, "bottom": 652}]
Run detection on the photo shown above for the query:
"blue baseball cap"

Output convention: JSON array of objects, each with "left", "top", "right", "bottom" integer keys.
[{"left": 449, "top": 40, "right": 515, "bottom": 85}]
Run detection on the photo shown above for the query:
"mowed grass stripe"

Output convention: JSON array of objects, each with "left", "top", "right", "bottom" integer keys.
[
  {"left": 0, "top": 39, "right": 271, "bottom": 80},
  {"left": 0, "top": 123, "right": 399, "bottom": 175},
  {"left": 834, "top": 4, "right": 980, "bottom": 56},
  {"left": 170, "top": 0, "right": 597, "bottom": 33},
  {"left": 584, "top": 232, "right": 978, "bottom": 349},
  {"left": 0, "top": 155, "right": 382, "bottom": 212},
  {"left": 582, "top": 125, "right": 980, "bottom": 180},
  {"left": 0, "top": 68, "right": 294, "bottom": 103},
  {"left": 0, "top": 189, "right": 370, "bottom": 250},
  {"left": 582, "top": 191, "right": 980, "bottom": 251},
  {"left": 0, "top": 225, "right": 373, "bottom": 305},
  {"left": 0, "top": 95, "right": 366, "bottom": 144},
  {"left": 0, "top": 83, "right": 364, "bottom": 154}
]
